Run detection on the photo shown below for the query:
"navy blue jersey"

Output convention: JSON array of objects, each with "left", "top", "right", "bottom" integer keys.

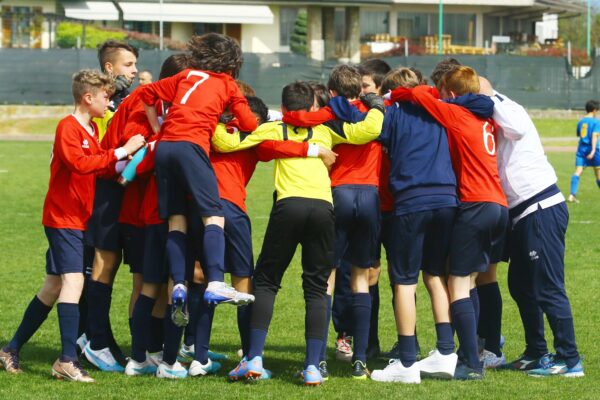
[{"left": 379, "top": 102, "right": 458, "bottom": 215}]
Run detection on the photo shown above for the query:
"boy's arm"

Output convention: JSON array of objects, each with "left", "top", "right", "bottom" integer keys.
[
  {"left": 407, "top": 85, "right": 458, "bottom": 128},
  {"left": 491, "top": 92, "right": 534, "bottom": 141},
  {"left": 227, "top": 84, "right": 258, "bottom": 132},
  {"left": 255, "top": 141, "right": 309, "bottom": 161},
  {"left": 587, "top": 133, "right": 598, "bottom": 159},
  {"left": 211, "top": 123, "right": 280, "bottom": 153},
  {"left": 55, "top": 128, "right": 124, "bottom": 175},
  {"left": 325, "top": 108, "right": 384, "bottom": 146}
]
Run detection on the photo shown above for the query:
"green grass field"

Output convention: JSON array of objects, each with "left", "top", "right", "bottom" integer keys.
[{"left": 0, "top": 141, "right": 598, "bottom": 399}]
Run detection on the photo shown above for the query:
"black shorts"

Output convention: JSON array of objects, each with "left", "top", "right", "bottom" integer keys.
[
  {"left": 85, "top": 179, "right": 124, "bottom": 251},
  {"left": 45, "top": 227, "right": 85, "bottom": 275},
  {"left": 120, "top": 223, "right": 145, "bottom": 274},
  {"left": 389, "top": 207, "right": 456, "bottom": 285},
  {"left": 449, "top": 202, "right": 508, "bottom": 277},
  {"left": 155, "top": 141, "right": 223, "bottom": 219},
  {"left": 333, "top": 185, "right": 381, "bottom": 268},
  {"left": 142, "top": 223, "right": 169, "bottom": 284}
]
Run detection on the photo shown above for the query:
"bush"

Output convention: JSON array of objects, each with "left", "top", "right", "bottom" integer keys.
[
  {"left": 290, "top": 10, "right": 307, "bottom": 55},
  {"left": 56, "top": 22, "right": 126, "bottom": 49}
]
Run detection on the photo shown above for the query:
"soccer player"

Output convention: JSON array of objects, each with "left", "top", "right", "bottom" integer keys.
[
  {"left": 371, "top": 68, "right": 458, "bottom": 384},
  {"left": 212, "top": 82, "right": 384, "bottom": 385},
  {"left": 387, "top": 66, "right": 508, "bottom": 380},
  {"left": 138, "top": 70, "right": 153, "bottom": 85},
  {"left": 0, "top": 70, "right": 144, "bottom": 381},
  {"left": 568, "top": 100, "right": 600, "bottom": 203},
  {"left": 479, "top": 78, "right": 584, "bottom": 377}
]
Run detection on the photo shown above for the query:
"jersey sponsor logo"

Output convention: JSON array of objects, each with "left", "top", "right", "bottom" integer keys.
[
  {"left": 529, "top": 250, "right": 539, "bottom": 260},
  {"left": 580, "top": 123, "right": 588, "bottom": 138},
  {"left": 82, "top": 139, "right": 90, "bottom": 149}
]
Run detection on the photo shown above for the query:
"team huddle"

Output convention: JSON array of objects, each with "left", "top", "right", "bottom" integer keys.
[{"left": 0, "top": 33, "right": 585, "bottom": 385}]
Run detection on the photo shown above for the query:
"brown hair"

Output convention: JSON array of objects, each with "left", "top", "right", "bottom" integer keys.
[
  {"left": 327, "top": 65, "right": 361, "bottom": 99},
  {"left": 187, "top": 33, "right": 243, "bottom": 78},
  {"left": 309, "top": 81, "right": 330, "bottom": 108},
  {"left": 72, "top": 69, "right": 115, "bottom": 103},
  {"left": 236, "top": 80, "right": 256, "bottom": 97},
  {"left": 159, "top": 53, "right": 191, "bottom": 80},
  {"left": 381, "top": 68, "right": 419, "bottom": 95},
  {"left": 430, "top": 58, "right": 461, "bottom": 88},
  {"left": 97, "top": 40, "right": 139, "bottom": 72},
  {"left": 358, "top": 59, "right": 391, "bottom": 88},
  {"left": 440, "top": 66, "right": 480, "bottom": 97}
]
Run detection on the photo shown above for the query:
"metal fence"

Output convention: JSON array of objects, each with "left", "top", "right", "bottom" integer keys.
[{"left": 0, "top": 49, "right": 597, "bottom": 108}]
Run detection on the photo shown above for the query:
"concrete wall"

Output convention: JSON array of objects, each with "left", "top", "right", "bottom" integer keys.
[
  {"left": 241, "top": 6, "right": 280, "bottom": 54},
  {"left": 170, "top": 22, "right": 194, "bottom": 44}
]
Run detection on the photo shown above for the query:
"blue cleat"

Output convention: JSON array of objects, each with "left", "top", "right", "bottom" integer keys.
[
  {"left": 208, "top": 350, "right": 229, "bottom": 361},
  {"left": 502, "top": 353, "right": 545, "bottom": 371},
  {"left": 528, "top": 355, "right": 584, "bottom": 378},
  {"left": 303, "top": 365, "right": 324, "bottom": 386},
  {"left": 229, "top": 357, "right": 271, "bottom": 382},
  {"left": 171, "top": 284, "right": 189, "bottom": 327},
  {"left": 454, "top": 363, "right": 483, "bottom": 380},
  {"left": 83, "top": 342, "right": 125, "bottom": 372}
]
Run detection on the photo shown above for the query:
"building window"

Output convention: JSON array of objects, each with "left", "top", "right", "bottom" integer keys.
[
  {"left": 397, "top": 12, "right": 430, "bottom": 39},
  {"left": 193, "top": 23, "right": 223, "bottom": 35},
  {"left": 443, "top": 14, "right": 476, "bottom": 46},
  {"left": 1, "top": 6, "right": 43, "bottom": 48},
  {"left": 360, "top": 10, "right": 389, "bottom": 41},
  {"left": 279, "top": 7, "right": 299, "bottom": 47}
]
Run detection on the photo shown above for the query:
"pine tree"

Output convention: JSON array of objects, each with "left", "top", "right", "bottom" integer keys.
[{"left": 290, "top": 10, "right": 307, "bottom": 55}]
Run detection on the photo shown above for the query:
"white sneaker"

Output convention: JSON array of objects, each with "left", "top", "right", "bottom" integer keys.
[
  {"left": 76, "top": 333, "right": 88, "bottom": 354},
  {"left": 189, "top": 358, "right": 221, "bottom": 376},
  {"left": 481, "top": 349, "right": 506, "bottom": 369},
  {"left": 83, "top": 342, "right": 124, "bottom": 372},
  {"left": 125, "top": 358, "right": 158, "bottom": 376},
  {"left": 147, "top": 351, "right": 163, "bottom": 367},
  {"left": 417, "top": 349, "right": 457, "bottom": 379},
  {"left": 371, "top": 359, "right": 421, "bottom": 383},
  {"left": 156, "top": 361, "right": 188, "bottom": 379},
  {"left": 204, "top": 281, "right": 255, "bottom": 306}
]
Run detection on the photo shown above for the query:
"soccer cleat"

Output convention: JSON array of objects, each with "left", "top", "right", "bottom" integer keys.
[
  {"left": 319, "top": 361, "right": 330, "bottom": 381},
  {"left": 371, "top": 359, "right": 421, "bottom": 384},
  {"left": 417, "top": 349, "right": 457, "bottom": 379},
  {"left": 171, "top": 284, "right": 189, "bottom": 327},
  {"left": 303, "top": 365, "right": 324, "bottom": 386},
  {"left": 454, "top": 363, "right": 483, "bottom": 380},
  {"left": 567, "top": 194, "right": 580, "bottom": 203},
  {"left": 76, "top": 333, "right": 88, "bottom": 355},
  {"left": 177, "top": 344, "right": 194, "bottom": 365},
  {"left": 156, "top": 361, "right": 188, "bottom": 379},
  {"left": 382, "top": 341, "right": 400, "bottom": 360},
  {"left": 125, "top": 358, "right": 158, "bottom": 376},
  {"left": 203, "top": 281, "right": 255, "bottom": 306},
  {"left": 52, "top": 358, "right": 95, "bottom": 383},
  {"left": 208, "top": 350, "right": 229, "bottom": 361},
  {"left": 147, "top": 351, "right": 163, "bottom": 367},
  {"left": 230, "top": 358, "right": 271, "bottom": 381},
  {"left": 351, "top": 360, "right": 370, "bottom": 380},
  {"left": 189, "top": 359, "right": 221, "bottom": 376},
  {"left": 83, "top": 342, "right": 124, "bottom": 372},
  {"left": 502, "top": 353, "right": 545, "bottom": 371},
  {"left": 243, "top": 356, "right": 264, "bottom": 380},
  {"left": 0, "top": 347, "right": 22, "bottom": 374},
  {"left": 335, "top": 334, "right": 353, "bottom": 362},
  {"left": 480, "top": 350, "right": 506, "bottom": 369},
  {"left": 527, "top": 355, "right": 584, "bottom": 378}
]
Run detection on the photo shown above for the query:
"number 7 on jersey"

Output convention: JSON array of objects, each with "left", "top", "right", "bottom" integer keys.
[{"left": 180, "top": 71, "right": 210, "bottom": 105}]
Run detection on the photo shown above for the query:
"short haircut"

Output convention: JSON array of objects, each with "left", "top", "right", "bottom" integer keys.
[
  {"left": 72, "top": 69, "right": 114, "bottom": 103},
  {"left": 328, "top": 65, "right": 361, "bottom": 99},
  {"left": 430, "top": 58, "right": 461, "bottom": 88},
  {"left": 282, "top": 81, "right": 314, "bottom": 111},
  {"left": 97, "top": 40, "right": 139, "bottom": 72},
  {"left": 585, "top": 100, "right": 600, "bottom": 113},
  {"left": 409, "top": 67, "right": 427, "bottom": 85},
  {"left": 159, "top": 53, "right": 191, "bottom": 80},
  {"left": 358, "top": 59, "right": 391, "bottom": 88},
  {"left": 309, "top": 81, "right": 331, "bottom": 108},
  {"left": 246, "top": 96, "right": 269, "bottom": 125},
  {"left": 381, "top": 68, "right": 419, "bottom": 95},
  {"left": 440, "top": 66, "right": 480, "bottom": 97},
  {"left": 236, "top": 80, "right": 256, "bottom": 97},
  {"left": 187, "top": 33, "right": 243, "bottom": 78}
]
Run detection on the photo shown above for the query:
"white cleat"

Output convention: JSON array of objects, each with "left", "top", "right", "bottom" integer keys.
[
  {"left": 156, "top": 361, "right": 188, "bottom": 379},
  {"left": 371, "top": 359, "right": 421, "bottom": 383},
  {"left": 189, "top": 358, "right": 221, "bottom": 376},
  {"left": 125, "top": 358, "right": 158, "bottom": 376},
  {"left": 417, "top": 349, "right": 457, "bottom": 379},
  {"left": 204, "top": 281, "right": 255, "bottom": 306},
  {"left": 481, "top": 350, "right": 506, "bottom": 369}
]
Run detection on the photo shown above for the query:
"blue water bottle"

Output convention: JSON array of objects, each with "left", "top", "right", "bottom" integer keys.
[{"left": 118, "top": 146, "right": 147, "bottom": 186}]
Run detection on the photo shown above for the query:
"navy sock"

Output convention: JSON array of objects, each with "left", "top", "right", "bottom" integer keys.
[
  {"left": 57, "top": 303, "right": 80, "bottom": 361},
  {"left": 166, "top": 231, "right": 187, "bottom": 285},
  {"left": 203, "top": 225, "right": 226, "bottom": 283},
  {"left": 470, "top": 288, "right": 480, "bottom": 326},
  {"left": 87, "top": 280, "right": 112, "bottom": 350},
  {"left": 398, "top": 335, "right": 416, "bottom": 367},
  {"left": 149, "top": 316, "right": 164, "bottom": 353},
  {"left": 7, "top": 295, "right": 52, "bottom": 353},
  {"left": 131, "top": 295, "right": 155, "bottom": 362},
  {"left": 163, "top": 305, "right": 183, "bottom": 365},
  {"left": 319, "top": 295, "right": 332, "bottom": 362},
  {"left": 368, "top": 284, "right": 380, "bottom": 350},
  {"left": 247, "top": 328, "right": 268, "bottom": 360},
  {"left": 570, "top": 175, "right": 580, "bottom": 196},
  {"left": 305, "top": 338, "right": 324, "bottom": 368},
  {"left": 237, "top": 304, "right": 252, "bottom": 357},
  {"left": 194, "top": 286, "right": 215, "bottom": 364},
  {"left": 451, "top": 298, "right": 481, "bottom": 371},
  {"left": 435, "top": 323, "right": 455, "bottom": 355},
  {"left": 478, "top": 282, "right": 503, "bottom": 356},
  {"left": 351, "top": 292, "right": 371, "bottom": 363},
  {"left": 185, "top": 283, "right": 203, "bottom": 346}
]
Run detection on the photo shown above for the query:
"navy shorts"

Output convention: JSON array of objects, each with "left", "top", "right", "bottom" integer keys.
[
  {"left": 449, "top": 202, "right": 509, "bottom": 276},
  {"left": 143, "top": 223, "right": 169, "bottom": 283},
  {"left": 223, "top": 199, "right": 254, "bottom": 277},
  {"left": 120, "top": 223, "right": 145, "bottom": 274},
  {"left": 333, "top": 185, "right": 381, "bottom": 268},
  {"left": 377, "top": 211, "right": 393, "bottom": 263},
  {"left": 155, "top": 141, "right": 223, "bottom": 219},
  {"left": 85, "top": 179, "right": 124, "bottom": 251},
  {"left": 389, "top": 207, "right": 456, "bottom": 285},
  {"left": 45, "top": 227, "right": 85, "bottom": 275}
]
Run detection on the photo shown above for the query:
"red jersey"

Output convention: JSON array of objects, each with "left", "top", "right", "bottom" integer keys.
[
  {"left": 396, "top": 86, "right": 507, "bottom": 206},
  {"left": 379, "top": 152, "right": 394, "bottom": 212},
  {"left": 139, "top": 69, "right": 257, "bottom": 155},
  {"left": 137, "top": 136, "right": 163, "bottom": 226},
  {"left": 43, "top": 115, "right": 118, "bottom": 230},
  {"left": 329, "top": 100, "right": 381, "bottom": 187}
]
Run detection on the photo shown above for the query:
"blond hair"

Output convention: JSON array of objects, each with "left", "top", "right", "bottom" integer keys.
[
  {"left": 440, "top": 66, "right": 480, "bottom": 97},
  {"left": 381, "top": 67, "right": 419, "bottom": 95},
  {"left": 71, "top": 69, "right": 115, "bottom": 103}
]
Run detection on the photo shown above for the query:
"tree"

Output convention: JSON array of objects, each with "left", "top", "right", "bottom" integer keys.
[{"left": 290, "top": 10, "right": 307, "bottom": 55}]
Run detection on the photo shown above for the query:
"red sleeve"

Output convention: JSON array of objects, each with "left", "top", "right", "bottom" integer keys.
[
  {"left": 389, "top": 87, "right": 414, "bottom": 103},
  {"left": 135, "top": 134, "right": 161, "bottom": 177},
  {"left": 139, "top": 70, "right": 186, "bottom": 106},
  {"left": 407, "top": 85, "right": 458, "bottom": 129},
  {"left": 282, "top": 107, "right": 336, "bottom": 127},
  {"left": 255, "top": 140, "right": 309, "bottom": 162},
  {"left": 55, "top": 124, "right": 117, "bottom": 175},
  {"left": 228, "top": 83, "right": 258, "bottom": 132}
]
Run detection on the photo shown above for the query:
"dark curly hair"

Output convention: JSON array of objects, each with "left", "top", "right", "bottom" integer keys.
[
  {"left": 159, "top": 53, "right": 192, "bottom": 80},
  {"left": 187, "top": 33, "right": 243, "bottom": 78}
]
